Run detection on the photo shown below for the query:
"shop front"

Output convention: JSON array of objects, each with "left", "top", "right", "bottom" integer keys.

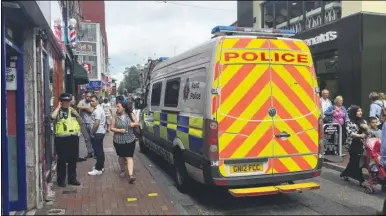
[{"left": 295, "top": 12, "right": 386, "bottom": 113}]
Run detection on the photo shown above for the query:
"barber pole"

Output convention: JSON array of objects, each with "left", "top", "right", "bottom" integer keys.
[{"left": 69, "top": 28, "right": 76, "bottom": 45}]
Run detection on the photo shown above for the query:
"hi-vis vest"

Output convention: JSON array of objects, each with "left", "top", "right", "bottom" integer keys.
[{"left": 55, "top": 108, "right": 80, "bottom": 137}]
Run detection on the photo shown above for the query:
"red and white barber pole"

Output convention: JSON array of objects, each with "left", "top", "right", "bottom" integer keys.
[{"left": 69, "top": 28, "right": 76, "bottom": 47}]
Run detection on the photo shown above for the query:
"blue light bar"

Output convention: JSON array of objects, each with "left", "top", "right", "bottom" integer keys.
[
  {"left": 211, "top": 25, "right": 296, "bottom": 35},
  {"left": 159, "top": 57, "right": 169, "bottom": 61}
]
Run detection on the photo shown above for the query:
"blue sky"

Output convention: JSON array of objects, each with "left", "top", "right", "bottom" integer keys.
[{"left": 105, "top": 1, "right": 236, "bottom": 84}]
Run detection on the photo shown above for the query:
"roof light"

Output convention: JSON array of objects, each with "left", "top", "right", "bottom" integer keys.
[
  {"left": 211, "top": 25, "right": 296, "bottom": 37},
  {"left": 159, "top": 57, "right": 169, "bottom": 61}
]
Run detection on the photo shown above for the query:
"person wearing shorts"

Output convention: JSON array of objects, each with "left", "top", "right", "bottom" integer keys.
[
  {"left": 102, "top": 98, "right": 112, "bottom": 131},
  {"left": 110, "top": 100, "right": 138, "bottom": 183}
]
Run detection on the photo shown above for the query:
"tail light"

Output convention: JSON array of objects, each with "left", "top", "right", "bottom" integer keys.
[
  {"left": 318, "top": 116, "right": 324, "bottom": 140},
  {"left": 206, "top": 119, "right": 219, "bottom": 161}
]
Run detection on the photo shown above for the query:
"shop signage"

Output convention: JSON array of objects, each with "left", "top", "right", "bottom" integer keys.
[
  {"left": 86, "top": 80, "right": 104, "bottom": 89},
  {"left": 6, "top": 67, "right": 17, "bottom": 90},
  {"left": 75, "top": 42, "right": 97, "bottom": 56},
  {"left": 305, "top": 31, "right": 337, "bottom": 46}
]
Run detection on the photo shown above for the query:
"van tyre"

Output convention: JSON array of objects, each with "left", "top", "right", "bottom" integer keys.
[
  {"left": 174, "top": 152, "right": 190, "bottom": 193},
  {"left": 138, "top": 138, "right": 149, "bottom": 154}
]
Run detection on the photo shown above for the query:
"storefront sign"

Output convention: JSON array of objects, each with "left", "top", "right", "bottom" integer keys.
[
  {"left": 222, "top": 50, "right": 311, "bottom": 66},
  {"left": 86, "top": 80, "right": 104, "bottom": 89},
  {"left": 305, "top": 31, "right": 337, "bottom": 46},
  {"left": 6, "top": 67, "right": 17, "bottom": 90},
  {"left": 75, "top": 42, "right": 97, "bottom": 56},
  {"left": 323, "top": 123, "right": 343, "bottom": 156}
]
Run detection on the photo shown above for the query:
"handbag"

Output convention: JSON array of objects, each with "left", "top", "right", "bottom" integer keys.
[{"left": 128, "top": 113, "right": 141, "bottom": 138}]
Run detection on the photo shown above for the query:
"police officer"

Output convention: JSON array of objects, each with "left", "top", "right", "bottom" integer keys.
[{"left": 51, "top": 93, "right": 82, "bottom": 187}]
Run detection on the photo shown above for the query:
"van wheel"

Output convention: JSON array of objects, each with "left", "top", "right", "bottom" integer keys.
[
  {"left": 174, "top": 151, "right": 190, "bottom": 193},
  {"left": 139, "top": 138, "right": 149, "bottom": 154}
]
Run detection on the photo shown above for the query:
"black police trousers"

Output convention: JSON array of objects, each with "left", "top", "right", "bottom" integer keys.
[{"left": 55, "top": 135, "right": 79, "bottom": 183}]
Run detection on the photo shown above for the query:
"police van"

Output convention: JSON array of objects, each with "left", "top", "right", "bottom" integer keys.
[{"left": 139, "top": 26, "right": 324, "bottom": 197}]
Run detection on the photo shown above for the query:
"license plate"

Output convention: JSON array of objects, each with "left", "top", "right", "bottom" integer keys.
[{"left": 229, "top": 163, "right": 263, "bottom": 174}]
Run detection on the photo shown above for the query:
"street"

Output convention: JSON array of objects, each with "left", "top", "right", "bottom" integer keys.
[{"left": 138, "top": 149, "right": 385, "bottom": 215}]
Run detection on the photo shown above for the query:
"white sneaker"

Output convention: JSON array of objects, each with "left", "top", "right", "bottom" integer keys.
[
  {"left": 92, "top": 166, "right": 105, "bottom": 171},
  {"left": 88, "top": 169, "right": 103, "bottom": 176}
]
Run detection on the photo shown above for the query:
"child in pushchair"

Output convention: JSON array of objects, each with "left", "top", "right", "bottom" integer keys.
[{"left": 363, "top": 137, "right": 386, "bottom": 193}]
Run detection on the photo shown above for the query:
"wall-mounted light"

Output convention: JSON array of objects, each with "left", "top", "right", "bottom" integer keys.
[{"left": 68, "top": 18, "right": 77, "bottom": 29}]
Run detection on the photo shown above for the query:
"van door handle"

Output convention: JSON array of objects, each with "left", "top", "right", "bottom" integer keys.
[{"left": 275, "top": 131, "right": 290, "bottom": 139}]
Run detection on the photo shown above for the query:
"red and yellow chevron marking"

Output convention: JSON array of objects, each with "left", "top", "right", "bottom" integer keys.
[{"left": 213, "top": 38, "right": 320, "bottom": 177}]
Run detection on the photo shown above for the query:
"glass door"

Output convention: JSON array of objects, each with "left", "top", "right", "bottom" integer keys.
[{"left": 5, "top": 38, "right": 27, "bottom": 211}]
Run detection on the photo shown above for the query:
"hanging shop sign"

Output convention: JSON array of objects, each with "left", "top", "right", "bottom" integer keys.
[
  {"left": 305, "top": 31, "right": 337, "bottom": 46},
  {"left": 6, "top": 67, "right": 17, "bottom": 90},
  {"left": 86, "top": 80, "right": 104, "bottom": 89},
  {"left": 82, "top": 63, "right": 91, "bottom": 74},
  {"left": 75, "top": 42, "right": 97, "bottom": 56}
]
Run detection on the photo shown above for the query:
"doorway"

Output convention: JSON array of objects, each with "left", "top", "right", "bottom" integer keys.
[{"left": 4, "top": 36, "right": 27, "bottom": 211}]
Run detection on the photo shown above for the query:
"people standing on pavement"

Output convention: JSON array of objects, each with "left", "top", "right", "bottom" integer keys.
[
  {"left": 110, "top": 101, "right": 138, "bottom": 183},
  {"left": 102, "top": 98, "right": 112, "bottom": 131},
  {"left": 51, "top": 93, "right": 82, "bottom": 187},
  {"left": 340, "top": 105, "right": 370, "bottom": 188},
  {"left": 88, "top": 95, "right": 107, "bottom": 176},
  {"left": 77, "top": 91, "right": 95, "bottom": 159},
  {"left": 369, "top": 92, "right": 385, "bottom": 129},
  {"left": 324, "top": 96, "right": 349, "bottom": 144},
  {"left": 320, "top": 89, "right": 332, "bottom": 119}
]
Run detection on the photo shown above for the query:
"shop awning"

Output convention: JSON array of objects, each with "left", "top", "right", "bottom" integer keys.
[{"left": 73, "top": 62, "right": 89, "bottom": 84}]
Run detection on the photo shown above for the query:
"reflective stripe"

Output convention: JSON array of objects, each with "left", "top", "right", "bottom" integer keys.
[{"left": 144, "top": 111, "right": 204, "bottom": 154}]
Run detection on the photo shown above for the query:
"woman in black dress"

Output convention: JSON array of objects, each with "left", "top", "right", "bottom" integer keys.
[{"left": 340, "top": 105, "right": 369, "bottom": 187}]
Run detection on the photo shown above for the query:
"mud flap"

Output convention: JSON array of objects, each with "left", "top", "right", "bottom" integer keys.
[{"left": 228, "top": 182, "right": 320, "bottom": 197}]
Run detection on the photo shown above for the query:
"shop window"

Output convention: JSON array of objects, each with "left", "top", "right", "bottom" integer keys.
[
  {"left": 275, "top": 1, "right": 289, "bottom": 29},
  {"left": 151, "top": 82, "right": 162, "bottom": 106},
  {"left": 262, "top": 1, "right": 274, "bottom": 29},
  {"left": 164, "top": 78, "right": 180, "bottom": 107},
  {"left": 324, "top": 1, "right": 342, "bottom": 24}
]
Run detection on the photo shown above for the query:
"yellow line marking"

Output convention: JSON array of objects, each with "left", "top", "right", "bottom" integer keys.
[
  {"left": 127, "top": 198, "right": 137, "bottom": 202},
  {"left": 148, "top": 193, "right": 158, "bottom": 197}
]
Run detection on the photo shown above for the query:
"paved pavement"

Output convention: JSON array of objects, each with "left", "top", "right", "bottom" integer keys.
[
  {"left": 35, "top": 133, "right": 178, "bottom": 215},
  {"left": 137, "top": 150, "right": 386, "bottom": 215},
  {"left": 324, "top": 152, "right": 370, "bottom": 178}
]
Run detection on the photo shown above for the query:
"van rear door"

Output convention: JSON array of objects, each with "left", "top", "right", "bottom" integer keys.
[
  {"left": 268, "top": 39, "right": 320, "bottom": 175},
  {"left": 214, "top": 37, "right": 275, "bottom": 177}
]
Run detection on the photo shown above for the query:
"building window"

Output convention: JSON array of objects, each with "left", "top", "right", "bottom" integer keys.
[
  {"left": 151, "top": 82, "right": 162, "bottom": 106},
  {"left": 275, "top": 1, "right": 289, "bottom": 29},
  {"left": 164, "top": 78, "right": 180, "bottom": 107},
  {"left": 78, "top": 22, "right": 97, "bottom": 42},
  {"left": 288, "top": 1, "right": 304, "bottom": 32},
  {"left": 262, "top": 1, "right": 274, "bottom": 29}
]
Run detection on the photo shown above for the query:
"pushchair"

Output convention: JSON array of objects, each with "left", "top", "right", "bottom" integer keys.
[{"left": 364, "top": 138, "right": 386, "bottom": 194}]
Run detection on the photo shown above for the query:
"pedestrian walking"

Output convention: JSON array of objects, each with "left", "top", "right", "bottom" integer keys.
[
  {"left": 320, "top": 89, "right": 332, "bottom": 119},
  {"left": 110, "top": 100, "right": 138, "bottom": 183},
  {"left": 369, "top": 92, "right": 385, "bottom": 129},
  {"left": 77, "top": 91, "right": 94, "bottom": 159},
  {"left": 88, "top": 95, "right": 107, "bottom": 176},
  {"left": 102, "top": 98, "right": 112, "bottom": 131},
  {"left": 340, "top": 105, "right": 370, "bottom": 188},
  {"left": 50, "top": 93, "right": 82, "bottom": 187}
]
